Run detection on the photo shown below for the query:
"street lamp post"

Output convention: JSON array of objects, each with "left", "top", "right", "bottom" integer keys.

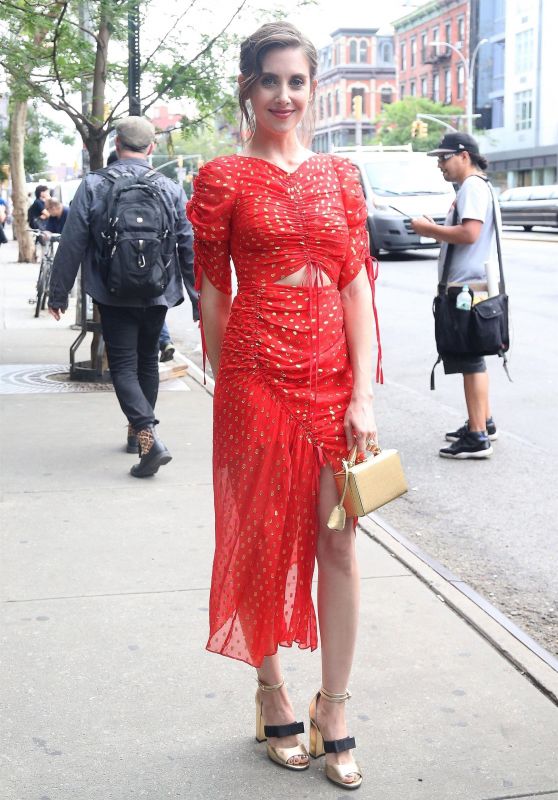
[{"left": 428, "top": 38, "right": 488, "bottom": 134}]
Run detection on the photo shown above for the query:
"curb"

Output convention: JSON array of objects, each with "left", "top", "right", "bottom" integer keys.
[{"left": 180, "top": 354, "right": 558, "bottom": 706}]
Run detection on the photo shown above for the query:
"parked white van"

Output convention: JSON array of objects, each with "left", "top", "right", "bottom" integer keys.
[{"left": 333, "top": 145, "right": 455, "bottom": 257}]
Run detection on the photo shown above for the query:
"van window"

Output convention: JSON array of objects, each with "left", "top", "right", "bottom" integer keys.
[{"left": 363, "top": 159, "right": 449, "bottom": 196}]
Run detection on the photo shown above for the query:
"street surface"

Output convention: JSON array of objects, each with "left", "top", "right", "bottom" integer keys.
[{"left": 167, "top": 229, "right": 558, "bottom": 655}]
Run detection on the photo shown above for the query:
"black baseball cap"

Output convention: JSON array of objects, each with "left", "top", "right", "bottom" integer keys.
[{"left": 427, "top": 132, "right": 481, "bottom": 157}]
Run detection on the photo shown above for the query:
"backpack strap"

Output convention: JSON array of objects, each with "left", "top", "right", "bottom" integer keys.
[
  {"left": 471, "top": 174, "right": 506, "bottom": 294},
  {"left": 438, "top": 204, "right": 458, "bottom": 295}
]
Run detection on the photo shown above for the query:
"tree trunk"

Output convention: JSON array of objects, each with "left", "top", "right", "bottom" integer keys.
[
  {"left": 87, "top": 132, "right": 108, "bottom": 172},
  {"left": 9, "top": 100, "right": 35, "bottom": 263}
]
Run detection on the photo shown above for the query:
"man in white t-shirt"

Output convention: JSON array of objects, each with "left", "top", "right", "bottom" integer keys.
[{"left": 411, "top": 132, "right": 500, "bottom": 460}]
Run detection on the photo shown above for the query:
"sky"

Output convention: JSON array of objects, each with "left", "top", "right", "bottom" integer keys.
[
  {"left": 45, "top": 0, "right": 421, "bottom": 168},
  {"left": 290, "top": 0, "right": 420, "bottom": 45}
]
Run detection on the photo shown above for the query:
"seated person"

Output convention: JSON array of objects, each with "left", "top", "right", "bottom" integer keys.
[
  {"left": 27, "top": 185, "right": 50, "bottom": 230},
  {"left": 42, "top": 198, "right": 69, "bottom": 236}
]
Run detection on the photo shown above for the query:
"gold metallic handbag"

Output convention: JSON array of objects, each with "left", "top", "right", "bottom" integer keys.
[{"left": 327, "top": 445, "right": 408, "bottom": 531}]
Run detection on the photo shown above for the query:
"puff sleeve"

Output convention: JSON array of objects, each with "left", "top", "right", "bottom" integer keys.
[
  {"left": 186, "top": 160, "right": 236, "bottom": 295},
  {"left": 331, "top": 157, "right": 383, "bottom": 383},
  {"left": 331, "top": 157, "right": 371, "bottom": 291}
]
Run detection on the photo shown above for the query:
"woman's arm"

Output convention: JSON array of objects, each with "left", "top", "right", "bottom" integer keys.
[
  {"left": 340, "top": 268, "right": 377, "bottom": 452},
  {"left": 200, "top": 272, "right": 232, "bottom": 377}
]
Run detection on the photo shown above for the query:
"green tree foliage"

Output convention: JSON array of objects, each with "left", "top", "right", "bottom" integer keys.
[
  {"left": 374, "top": 98, "right": 465, "bottom": 152},
  {"left": 0, "top": 105, "right": 73, "bottom": 180},
  {"left": 0, "top": 0, "right": 253, "bottom": 170}
]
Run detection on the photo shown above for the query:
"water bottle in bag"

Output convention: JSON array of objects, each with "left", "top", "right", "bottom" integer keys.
[{"left": 456, "top": 285, "right": 472, "bottom": 311}]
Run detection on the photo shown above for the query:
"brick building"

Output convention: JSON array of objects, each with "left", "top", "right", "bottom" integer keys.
[
  {"left": 393, "top": 0, "right": 470, "bottom": 110},
  {"left": 313, "top": 28, "right": 396, "bottom": 152}
]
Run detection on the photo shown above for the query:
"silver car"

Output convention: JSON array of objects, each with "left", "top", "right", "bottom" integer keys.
[
  {"left": 335, "top": 146, "right": 455, "bottom": 258},
  {"left": 498, "top": 184, "right": 558, "bottom": 231}
]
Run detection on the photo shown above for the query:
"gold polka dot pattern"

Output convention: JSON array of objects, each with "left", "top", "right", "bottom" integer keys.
[{"left": 187, "top": 154, "right": 374, "bottom": 667}]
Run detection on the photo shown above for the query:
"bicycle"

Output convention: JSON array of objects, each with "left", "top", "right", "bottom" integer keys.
[{"left": 29, "top": 232, "right": 61, "bottom": 318}]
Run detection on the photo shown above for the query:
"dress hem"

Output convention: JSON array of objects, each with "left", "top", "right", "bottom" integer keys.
[{"left": 205, "top": 637, "right": 318, "bottom": 669}]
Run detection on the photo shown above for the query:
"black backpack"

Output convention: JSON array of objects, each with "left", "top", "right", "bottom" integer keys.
[{"left": 98, "top": 167, "right": 177, "bottom": 299}]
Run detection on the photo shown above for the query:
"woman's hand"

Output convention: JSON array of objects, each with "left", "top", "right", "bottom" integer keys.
[{"left": 343, "top": 390, "right": 377, "bottom": 454}]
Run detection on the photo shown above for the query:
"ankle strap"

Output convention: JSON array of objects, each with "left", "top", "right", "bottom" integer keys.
[
  {"left": 257, "top": 677, "right": 285, "bottom": 692},
  {"left": 320, "top": 687, "right": 352, "bottom": 703}
]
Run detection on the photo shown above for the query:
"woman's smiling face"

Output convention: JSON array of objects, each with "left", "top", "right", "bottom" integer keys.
[{"left": 247, "top": 46, "right": 316, "bottom": 137}]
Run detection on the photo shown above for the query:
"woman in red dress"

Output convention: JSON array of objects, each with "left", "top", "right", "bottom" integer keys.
[{"left": 187, "top": 22, "right": 380, "bottom": 790}]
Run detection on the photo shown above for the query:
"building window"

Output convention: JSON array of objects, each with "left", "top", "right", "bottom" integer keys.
[
  {"left": 457, "top": 16, "right": 465, "bottom": 45},
  {"left": 515, "top": 89, "right": 533, "bottom": 129},
  {"left": 432, "top": 26, "right": 439, "bottom": 56},
  {"left": 335, "top": 43, "right": 341, "bottom": 65},
  {"left": 493, "top": 40, "right": 506, "bottom": 93},
  {"left": 421, "top": 75, "right": 428, "bottom": 96},
  {"left": 445, "top": 21, "right": 451, "bottom": 42},
  {"left": 359, "top": 40, "right": 368, "bottom": 63},
  {"left": 492, "top": 96, "right": 504, "bottom": 128},
  {"left": 319, "top": 96, "right": 324, "bottom": 120},
  {"left": 400, "top": 83, "right": 405, "bottom": 100},
  {"left": 400, "top": 42, "right": 406, "bottom": 71},
  {"left": 410, "top": 37, "right": 417, "bottom": 68},
  {"left": 381, "top": 87, "right": 393, "bottom": 107},
  {"left": 349, "top": 39, "right": 357, "bottom": 62},
  {"left": 515, "top": 29, "right": 534, "bottom": 73},
  {"left": 410, "top": 80, "right": 416, "bottom": 96},
  {"left": 335, "top": 90, "right": 341, "bottom": 116},
  {"left": 457, "top": 64, "right": 465, "bottom": 100},
  {"left": 432, "top": 73, "right": 440, "bottom": 102},
  {"left": 444, "top": 69, "right": 451, "bottom": 103},
  {"left": 381, "top": 42, "right": 392, "bottom": 62},
  {"left": 351, "top": 87, "right": 365, "bottom": 116},
  {"left": 421, "top": 32, "right": 428, "bottom": 63},
  {"left": 327, "top": 93, "right": 332, "bottom": 118}
]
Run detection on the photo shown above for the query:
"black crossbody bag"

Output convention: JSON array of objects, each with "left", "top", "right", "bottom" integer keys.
[{"left": 431, "top": 176, "right": 511, "bottom": 390}]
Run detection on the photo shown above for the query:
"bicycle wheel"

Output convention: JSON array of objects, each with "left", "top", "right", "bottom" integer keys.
[
  {"left": 41, "top": 263, "right": 51, "bottom": 309},
  {"left": 34, "top": 261, "right": 47, "bottom": 318}
]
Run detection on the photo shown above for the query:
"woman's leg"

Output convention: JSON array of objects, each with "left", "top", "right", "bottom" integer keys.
[
  {"left": 256, "top": 654, "right": 308, "bottom": 766},
  {"left": 315, "top": 463, "right": 361, "bottom": 782}
]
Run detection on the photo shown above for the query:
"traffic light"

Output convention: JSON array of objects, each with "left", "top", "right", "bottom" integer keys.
[
  {"left": 411, "top": 120, "right": 419, "bottom": 137},
  {"left": 352, "top": 95, "right": 363, "bottom": 120},
  {"left": 418, "top": 121, "right": 428, "bottom": 138}
]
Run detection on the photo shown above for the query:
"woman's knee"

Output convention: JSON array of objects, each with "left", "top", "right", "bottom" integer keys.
[{"left": 317, "top": 528, "right": 356, "bottom": 573}]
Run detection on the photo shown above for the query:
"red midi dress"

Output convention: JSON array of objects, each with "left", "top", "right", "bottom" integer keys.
[{"left": 187, "top": 153, "right": 380, "bottom": 667}]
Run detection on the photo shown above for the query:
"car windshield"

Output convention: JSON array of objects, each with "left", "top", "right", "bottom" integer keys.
[{"left": 364, "top": 159, "right": 449, "bottom": 196}]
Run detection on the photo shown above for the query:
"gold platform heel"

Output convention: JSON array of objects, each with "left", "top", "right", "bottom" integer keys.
[
  {"left": 255, "top": 678, "right": 309, "bottom": 771},
  {"left": 308, "top": 688, "right": 363, "bottom": 790}
]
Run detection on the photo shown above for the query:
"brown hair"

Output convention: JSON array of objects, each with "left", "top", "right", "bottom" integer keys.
[{"left": 238, "top": 22, "right": 318, "bottom": 143}]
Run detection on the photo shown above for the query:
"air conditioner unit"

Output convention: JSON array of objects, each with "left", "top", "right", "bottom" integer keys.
[{"left": 455, "top": 40, "right": 463, "bottom": 49}]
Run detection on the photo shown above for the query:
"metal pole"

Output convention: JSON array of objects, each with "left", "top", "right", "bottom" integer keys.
[
  {"left": 128, "top": 3, "right": 141, "bottom": 116},
  {"left": 429, "top": 39, "right": 487, "bottom": 134}
]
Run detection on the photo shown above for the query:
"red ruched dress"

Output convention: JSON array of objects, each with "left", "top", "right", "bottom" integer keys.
[{"left": 187, "top": 153, "right": 380, "bottom": 667}]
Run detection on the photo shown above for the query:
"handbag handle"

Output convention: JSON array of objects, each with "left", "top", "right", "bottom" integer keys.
[{"left": 327, "top": 443, "right": 381, "bottom": 532}]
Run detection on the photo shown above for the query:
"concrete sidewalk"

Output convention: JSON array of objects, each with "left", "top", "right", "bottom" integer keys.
[{"left": 1, "top": 243, "right": 558, "bottom": 800}]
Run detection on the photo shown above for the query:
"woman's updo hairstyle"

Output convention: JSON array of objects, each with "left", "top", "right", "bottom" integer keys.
[{"left": 238, "top": 22, "right": 318, "bottom": 142}]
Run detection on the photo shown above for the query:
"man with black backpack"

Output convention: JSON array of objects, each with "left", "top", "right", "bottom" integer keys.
[{"left": 48, "top": 116, "right": 196, "bottom": 478}]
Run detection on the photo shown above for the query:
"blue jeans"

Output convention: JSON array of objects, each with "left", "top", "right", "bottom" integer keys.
[
  {"left": 98, "top": 304, "right": 167, "bottom": 431},
  {"left": 159, "top": 320, "right": 172, "bottom": 349}
]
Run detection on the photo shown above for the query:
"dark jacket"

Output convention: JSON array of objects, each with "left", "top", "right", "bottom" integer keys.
[
  {"left": 45, "top": 207, "right": 69, "bottom": 234},
  {"left": 27, "top": 199, "right": 47, "bottom": 230},
  {"left": 48, "top": 158, "right": 194, "bottom": 310}
]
